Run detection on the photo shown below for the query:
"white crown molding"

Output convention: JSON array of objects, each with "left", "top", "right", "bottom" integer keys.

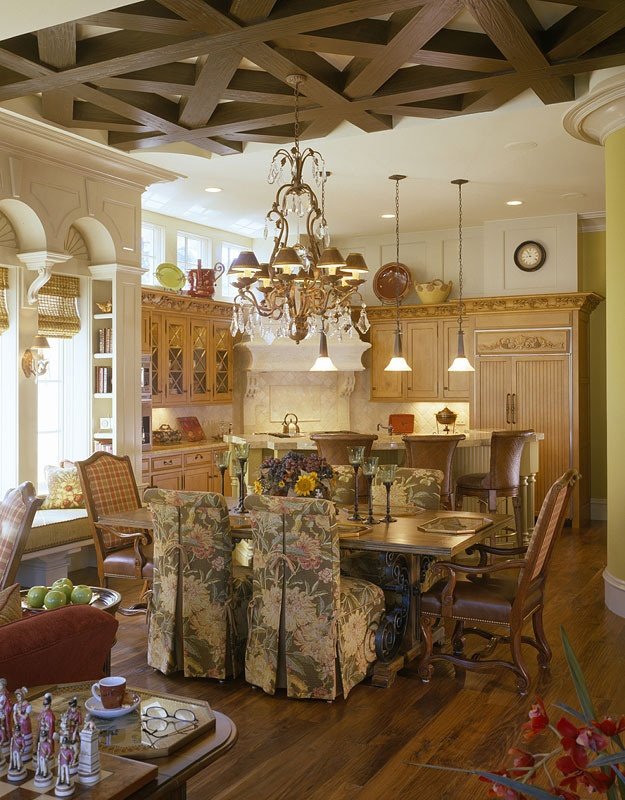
[
  {"left": 563, "top": 70, "right": 625, "bottom": 145},
  {"left": 236, "top": 337, "right": 371, "bottom": 372},
  {"left": 604, "top": 568, "right": 625, "bottom": 618},
  {"left": 89, "top": 262, "right": 143, "bottom": 278},
  {"left": 578, "top": 212, "right": 606, "bottom": 233}
]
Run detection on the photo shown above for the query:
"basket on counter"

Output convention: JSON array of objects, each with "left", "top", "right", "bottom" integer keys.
[{"left": 153, "top": 424, "right": 182, "bottom": 445}]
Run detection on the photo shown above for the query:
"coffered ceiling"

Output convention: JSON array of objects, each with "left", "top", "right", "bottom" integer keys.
[{"left": 2, "top": 0, "right": 625, "bottom": 157}]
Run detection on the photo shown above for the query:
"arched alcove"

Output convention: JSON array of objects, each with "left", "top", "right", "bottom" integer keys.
[
  {"left": 64, "top": 225, "right": 89, "bottom": 260},
  {"left": 70, "top": 217, "right": 116, "bottom": 264},
  {"left": 0, "top": 198, "right": 46, "bottom": 251}
]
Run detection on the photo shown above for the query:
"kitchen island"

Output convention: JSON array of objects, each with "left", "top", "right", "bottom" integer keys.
[{"left": 224, "top": 430, "right": 543, "bottom": 539}]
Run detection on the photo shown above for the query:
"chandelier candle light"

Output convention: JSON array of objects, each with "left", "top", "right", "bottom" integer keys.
[
  {"left": 384, "top": 175, "right": 412, "bottom": 372},
  {"left": 448, "top": 179, "right": 475, "bottom": 373},
  {"left": 227, "top": 75, "right": 371, "bottom": 364}
]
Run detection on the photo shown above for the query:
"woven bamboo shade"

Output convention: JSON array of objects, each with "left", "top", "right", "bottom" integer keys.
[
  {"left": 0, "top": 268, "right": 8, "bottom": 334},
  {"left": 38, "top": 274, "right": 81, "bottom": 338}
]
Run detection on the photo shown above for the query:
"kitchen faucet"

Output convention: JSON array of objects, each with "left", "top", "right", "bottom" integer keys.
[
  {"left": 377, "top": 422, "right": 394, "bottom": 436},
  {"left": 282, "top": 413, "right": 300, "bottom": 435}
]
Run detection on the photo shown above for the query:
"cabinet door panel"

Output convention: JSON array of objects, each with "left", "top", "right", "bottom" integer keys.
[
  {"left": 474, "top": 358, "right": 512, "bottom": 430},
  {"left": 141, "top": 312, "right": 151, "bottom": 355},
  {"left": 150, "top": 471, "right": 183, "bottom": 490},
  {"left": 184, "top": 468, "right": 212, "bottom": 492},
  {"left": 370, "top": 323, "right": 404, "bottom": 400},
  {"left": 212, "top": 321, "right": 233, "bottom": 402},
  {"left": 189, "top": 321, "right": 211, "bottom": 403},
  {"left": 441, "top": 319, "right": 473, "bottom": 400},
  {"left": 150, "top": 312, "right": 163, "bottom": 405},
  {"left": 405, "top": 321, "right": 438, "bottom": 400},
  {"left": 513, "top": 356, "right": 570, "bottom": 513},
  {"left": 164, "top": 316, "right": 189, "bottom": 405}
]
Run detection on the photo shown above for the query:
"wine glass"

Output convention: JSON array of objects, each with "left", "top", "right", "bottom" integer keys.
[
  {"left": 215, "top": 450, "right": 231, "bottom": 496},
  {"left": 378, "top": 464, "right": 397, "bottom": 523},
  {"left": 362, "top": 457, "right": 380, "bottom": 525},
  {"left": 233, "top": 443, "right": 250, "bottom": 514},
  {"left": 346, "top": 446, "right": 366, "bottom": 521}
]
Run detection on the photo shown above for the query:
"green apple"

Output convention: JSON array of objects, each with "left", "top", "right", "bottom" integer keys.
[
  {"left": 52, "top": 578, "right": 74, "bottom": 602},
  {"left": 43, "top": 589, "right": 67, "bottom": 610},
  {"left": 70, "top": 585, "right": 93, "bottom": 605},
  {"left": 26, "top": 586, "right": 47, "bottom": 608}
]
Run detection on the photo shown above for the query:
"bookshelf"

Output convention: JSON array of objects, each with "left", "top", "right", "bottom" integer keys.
[{"left": 92, "top": 280, "right": 114, "bottom": 451}]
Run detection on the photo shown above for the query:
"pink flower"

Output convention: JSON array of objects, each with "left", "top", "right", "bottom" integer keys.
[
  {"left": 575, "top": 727, "right": 608, "bottom": 753},
  {"left": 479, "top": 773, "right": 526, "bottom": 799},
  {"left": 593, "top": 716, "right": 625, "bottom": 737},
  {"left": 521, "top": 698, "right": 549, "bottom": 741},
  {"left": 507, "top": 748, "right": 535, "bottom": 778}
]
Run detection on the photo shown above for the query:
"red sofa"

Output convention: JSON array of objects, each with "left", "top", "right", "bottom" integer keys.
[{"left": 0, "top": 605, "right": 118, "bottom": 691}]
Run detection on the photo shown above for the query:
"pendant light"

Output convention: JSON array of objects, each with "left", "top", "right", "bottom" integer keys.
[
  {"left": 310, "top": 324, "right": 338, "bottom": 371},
  {"left": 448, "top": 178, "right": 475, "bottom": 373},
  {"left": 384, "top": 174, "right": 411, "bottom": 372}
]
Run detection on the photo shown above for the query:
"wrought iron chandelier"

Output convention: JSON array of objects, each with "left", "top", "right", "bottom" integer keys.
[{"left": 228, "top": 74, "right": 370, "bottom": 348}]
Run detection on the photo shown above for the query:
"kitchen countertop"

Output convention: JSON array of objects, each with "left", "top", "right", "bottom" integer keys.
[{"left": 147, "top": 440, "right": 228, "bottom": 457}]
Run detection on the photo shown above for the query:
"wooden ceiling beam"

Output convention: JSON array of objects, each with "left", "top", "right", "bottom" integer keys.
[
  {"left": 41, "top": 90, "right": 74, "bottom": 125},
  {"left": 187, "top": 136, "right": 243, "bottom": 155},
  {"left": 77, "top": 12, "right": 198, "bottom": 36},
  {"left": 36, "top": 23, "right": 76, "bottom": 69},
  {"left": 344, "top": 0, "right": 463, "bottom": 98},
  {"left": 72, "top": 84, "right": 181, "bottom": 132},
  {"left": 178, "top": 51, "right": 241, "bottom": 127},
  {"left": 548, "top": 4, "right": 625, "bottom": 60},
  {"left": 230, "top": 0, "right": 279, "bottom": 24},
  {"left": 464, "top": 0, "right": 575, "bottom": 104}
]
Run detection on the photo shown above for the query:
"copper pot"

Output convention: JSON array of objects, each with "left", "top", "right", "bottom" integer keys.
[{"left": 435, "top": 407, "right": 457, "bottom": 434}]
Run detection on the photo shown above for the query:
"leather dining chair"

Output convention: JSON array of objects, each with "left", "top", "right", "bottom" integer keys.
[
  {"left": 417, "top": 469, "right": 579, "bottom": 694},
  {"left": 455, "top": 430, "right": 535, "bottom": 545},
  {"left": 402, "top": 434, "right": 465, "bottom": 509},
  {"left": 76, "top": 452, "right": 153, "bottom": 614},
  {"left": 309, "top": 432, "right": 378, "bottom": 501}
]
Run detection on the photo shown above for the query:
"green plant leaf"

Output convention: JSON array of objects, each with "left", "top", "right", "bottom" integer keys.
[
  {"left": 477, "top": 772, "right": 557, "bottom": 799},
  {"left": 552, "top": 702, "right": 586, "bottom": 723},
  {"left": 592, "top": 752, "right": 625, "bottom": 767},
  {"left": 560, "top": 626, "right": 596, "bottom": 722}
]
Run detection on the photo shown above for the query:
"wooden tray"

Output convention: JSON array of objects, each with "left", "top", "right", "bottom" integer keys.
[{"left": 30, "top": 683, "right": 215, "bottom": 760}]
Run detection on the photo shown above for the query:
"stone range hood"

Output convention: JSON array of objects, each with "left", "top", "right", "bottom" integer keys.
[{"left": 235, "top": 337, "right": 371, "bottom": 372}]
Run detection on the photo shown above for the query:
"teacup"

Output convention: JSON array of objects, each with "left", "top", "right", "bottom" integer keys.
[{"left": 92, "top": 676, "right": 126, "bottom": 709}]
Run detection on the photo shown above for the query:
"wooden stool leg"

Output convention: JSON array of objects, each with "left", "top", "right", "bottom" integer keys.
[
  {"left": 512, "top": 495, "right": 523, "bottom": 547},
  {"left": 455, "top": 491, "right": 464, "bottom": 511}
]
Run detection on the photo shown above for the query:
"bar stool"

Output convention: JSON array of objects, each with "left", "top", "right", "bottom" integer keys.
[
  {"left": 309, "top": 432, "right": 378, "bottom": 498},
  {"left": 402, "top": 434, "right": 466, "bottom": 509},
  {"left": 455, "top": 430, "right": 534, "bottom": 546}
]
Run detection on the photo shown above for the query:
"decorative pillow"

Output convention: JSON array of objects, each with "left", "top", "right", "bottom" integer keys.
[
  {"left": 41, "top": 465, "right": 84, "bottom": 509},
  {"left": 0, "top": 584, "right": 21, "bottom": 627}
]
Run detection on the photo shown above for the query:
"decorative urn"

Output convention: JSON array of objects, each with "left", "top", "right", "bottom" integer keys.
[
  {"left": 435, "top": 406, "right": 457, "bottom": 434},
  {"left": 187, "top": 259, "right": 225, "bottom": 298}
]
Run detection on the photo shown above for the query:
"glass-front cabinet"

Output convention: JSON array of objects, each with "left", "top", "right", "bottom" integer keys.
[
  {"left": 164, "top": 315, "right": 189, "bottom": 405},
  {"left": 212, "top": 320, "right": 233, "bottom": 402},
  {"left": 190, "top": 320, "right": 211, "bottom": 403}
]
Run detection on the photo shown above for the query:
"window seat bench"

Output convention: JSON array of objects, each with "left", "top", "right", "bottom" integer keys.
[{"left": 17, "top": 509, "right": 95, "bottom": 587}]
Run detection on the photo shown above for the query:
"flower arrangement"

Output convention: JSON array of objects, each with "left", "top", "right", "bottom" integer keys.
[
  {"left": 254, "top": 450, "right": 335, "bottom": 498},
  {"left": 416, "top": 629, "right": 625, "bottom": 800}
]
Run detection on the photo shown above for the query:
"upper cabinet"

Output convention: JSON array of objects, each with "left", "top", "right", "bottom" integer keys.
[
  {"left": 370, "top": 317, "right": 474, "bottom": 402},
  {"left": 141, "top": 290, "right": 234, "bottom": 408}
]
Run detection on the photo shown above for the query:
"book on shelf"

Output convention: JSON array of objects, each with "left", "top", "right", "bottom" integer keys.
[
  {"left": 97, "top": 327, "right": 113, "bottom": 354},
  {"left": 95, "top": 366, "right": 113, "bottom": 393},
  {"left": 94, "top": 441, "right": 113, "bottom": 453}
]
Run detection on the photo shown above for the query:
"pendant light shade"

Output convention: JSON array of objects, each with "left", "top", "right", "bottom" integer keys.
[
  {"left": 448, "top": 179, "right": 474, "bottom": 373},
  {"left": 384, "top": 174, "right": 412, "bottom": 373},
  {"left": 310, "top": 329, "right": 337, "bottom": 371}
]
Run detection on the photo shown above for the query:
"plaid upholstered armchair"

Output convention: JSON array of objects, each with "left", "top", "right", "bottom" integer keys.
[
  {"left": 145, "top": 489, "right": 252, "bottom": 680},
  {"left": 0, "top": 482, "right": 42, "bottom": 590},
  {"left": 76, "top": 452, "right": 153, "bottom": 610},
  {"left": 244, "top": 494, "right": 385, "bottom": 701}
]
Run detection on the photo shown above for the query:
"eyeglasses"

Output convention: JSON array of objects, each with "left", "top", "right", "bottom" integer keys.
[{"left": 141, "top": 706, "right": 198, "bottom": 742}]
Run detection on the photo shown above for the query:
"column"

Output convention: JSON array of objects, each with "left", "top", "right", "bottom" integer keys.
[{"left": 564, "top": 69, "right": 625, "bottom": 617}]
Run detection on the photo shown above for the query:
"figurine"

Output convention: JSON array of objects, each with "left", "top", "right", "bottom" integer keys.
[
  {"left": 7, "top": 728, "right": 26, "bottom": 782},
  {"left": 77, "top": 714, "right": 100, "bottom": 785},
  {"left": 0, "top": 678, "right": 11, "bottom": 757},
  {"left": 11, "top": 688, "right": 32, "bottom": 762},
  {"left": 61, "top": 697, "right": 82, "bottom": 775},
  {"left": 34, "top": 719, "right": 54, "bottom": 788},
  {"left": 55, "top": 735, "right": 75, "bottom": 797}
]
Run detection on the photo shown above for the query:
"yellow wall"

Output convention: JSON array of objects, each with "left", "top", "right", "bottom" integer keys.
[{"left": 579, "top": 230, "right": 607, "bottom": 500}]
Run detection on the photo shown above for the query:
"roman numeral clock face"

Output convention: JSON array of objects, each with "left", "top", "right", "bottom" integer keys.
[{"left": 514, "top": 240, "right": 547, "bottom": 272}]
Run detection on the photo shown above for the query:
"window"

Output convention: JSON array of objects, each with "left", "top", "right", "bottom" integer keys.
[
  {"left": 177, "top": 232, "right": 211, "bottom": 273},
  {"left": 37, "top": 338, "right": 65, "bottom": 492},
  {"left": 141, "top": 223, "right": 164, "bottom": 285},
  {"left": 220, "top": 243, "right": 243, "bottom": 299}
]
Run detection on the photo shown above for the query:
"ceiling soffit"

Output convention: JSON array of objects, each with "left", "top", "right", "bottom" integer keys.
[{"left": 1, "top": 0, "right": 625, "bottom": 155}]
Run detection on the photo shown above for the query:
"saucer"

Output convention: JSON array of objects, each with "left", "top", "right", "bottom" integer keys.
[{"left": 85, "top": 692, "right": 141, "bottom": 719}]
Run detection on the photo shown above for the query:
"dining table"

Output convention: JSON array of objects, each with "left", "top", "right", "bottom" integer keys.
[{"left": 98, "top": 504, "right": 513, "bottom": 688}]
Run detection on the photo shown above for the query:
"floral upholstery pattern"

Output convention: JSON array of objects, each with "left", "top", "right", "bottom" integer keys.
[
  {"left": 41, "top": 465, "right": 84, "bottom": 509},
  {"left": 331, "top": 465, "right": 356, "bottom": 505},
  {"left": 244, "top": 494, "right": 384, "bottom": 700},
  {"left": 146, "top": 489, "right": 252, "bottom": 680},
  {"left": 371, "top": 468, "right": 443, "bottom": 511}
]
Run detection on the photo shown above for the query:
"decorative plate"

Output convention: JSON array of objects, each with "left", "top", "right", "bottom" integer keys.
[
  {"left": 373, "top": 263, "right": 411, "bottom": 304},
  {"left": 85, "top": 692, "right": 142, "bottom": 719},
  {"left": 155, "top": 262, "right": 186, "bottom": 291}
]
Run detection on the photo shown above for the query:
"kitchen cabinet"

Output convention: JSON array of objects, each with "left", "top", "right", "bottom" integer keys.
[
  {"left": 144, "top": 446, "right": 231, "bottom": 495},
  {"left": 141, "top": 290, "right": 234, "bottom": 408}
]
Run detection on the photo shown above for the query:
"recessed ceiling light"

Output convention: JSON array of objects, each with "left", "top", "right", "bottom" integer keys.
[
  {"left": 380, "top": 213, "right": 395, "bottom": 219},
  {"left": 204, "top": 187, "right": 222, "bottom": 193},
  {"left": 504, "top": 141, "right": 538, "bottom": 152},
  {"left": 506, "top": 200, "right": 523, "bottom": 206}
]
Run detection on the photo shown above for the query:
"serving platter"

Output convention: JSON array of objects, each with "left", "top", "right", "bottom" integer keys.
[{"left": 155, "top": 262, "right": 186, "bottom": 291}]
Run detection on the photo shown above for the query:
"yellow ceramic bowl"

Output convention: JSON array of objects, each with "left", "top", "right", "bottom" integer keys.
[{"left": 414, "top": 279, "right": 453, "bottom": 305}]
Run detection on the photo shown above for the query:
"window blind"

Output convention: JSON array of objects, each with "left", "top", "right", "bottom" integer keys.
[
  {"left": 38, "top": 275, "right": 81, "bottom": 338},
  {"left": 0, "top": 268, "right": 8, "bottom": 334}
]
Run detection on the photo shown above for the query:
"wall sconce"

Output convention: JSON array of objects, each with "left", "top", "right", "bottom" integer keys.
[{"left": 22, "top": 335, "right": 50, "bottom": 379}]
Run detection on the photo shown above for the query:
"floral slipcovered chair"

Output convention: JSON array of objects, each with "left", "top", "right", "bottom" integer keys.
[
  {"left": 145, "top": 489, "right": 252, "bottom": 680},
  {"left": 244, "top": 494, "right": 385, "bottom": 700}
]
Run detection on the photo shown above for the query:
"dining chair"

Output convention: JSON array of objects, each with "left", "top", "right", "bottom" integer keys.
[
  {"left": 244, "top": 493, "right": 385, "bottom": 701},
  {"left": 0, "top": 482, "right": 42, "bottom": 590},
  {"left": 371, "top": 467, "right": 444, "bottom": 513},
  {"left": 76, "top": 452, "right": 153, "bottom": 614},
  {"left": 455, "top": 430, "right": 535, "bottom": 545},
  {"left": 145, "top": 489, "right": 252, "bottom": 680},
  {"left": 402, "top": 434, "right": 466, "bottom": 509},
  {"left": 309, "top": 432, "right": 378, "bottom": 502},
  {"left": 417, "top": 469, "right": 580, "bottom": 694}
]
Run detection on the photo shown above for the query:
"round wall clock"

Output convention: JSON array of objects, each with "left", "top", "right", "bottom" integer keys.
[{"left": 514, "top": 240, "right": 547, "bottom": 272}]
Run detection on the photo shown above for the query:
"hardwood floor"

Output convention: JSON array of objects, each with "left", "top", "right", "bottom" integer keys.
[{"left": 82, "top": 522, "right": 622, "bottom": 800}]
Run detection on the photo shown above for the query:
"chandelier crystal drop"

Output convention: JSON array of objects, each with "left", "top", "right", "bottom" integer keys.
[{"left": 227, "top": 74, "right": 369, "bottom": 346}]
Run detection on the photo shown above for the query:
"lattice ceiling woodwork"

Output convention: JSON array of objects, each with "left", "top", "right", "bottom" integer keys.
[{"left": 1, "top": 0, "right": 625, "bottom": 155}]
